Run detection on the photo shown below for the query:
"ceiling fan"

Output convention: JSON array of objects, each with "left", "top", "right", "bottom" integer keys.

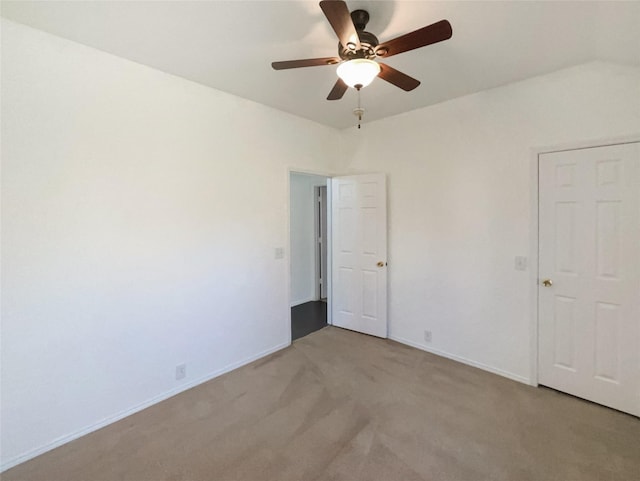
[{"left": 271, "top": 0, "right": 452, "bottom": 100}]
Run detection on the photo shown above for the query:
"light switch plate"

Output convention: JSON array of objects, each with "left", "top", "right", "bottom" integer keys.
[{"left": 515, "top": 256, "right": 527, "bottom": 271}]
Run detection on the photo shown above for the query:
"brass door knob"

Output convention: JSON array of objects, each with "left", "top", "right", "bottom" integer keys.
[
  {"left": 377, "top": 261, "right": 386, "bottom": 267},
  {"left": 542, "top": 279, "right": 553, "bottom": 287}
]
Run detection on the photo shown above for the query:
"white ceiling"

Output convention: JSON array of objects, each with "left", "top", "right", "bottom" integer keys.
[{"left": 2, "top": 1, "right": 639, "bottom": 129}]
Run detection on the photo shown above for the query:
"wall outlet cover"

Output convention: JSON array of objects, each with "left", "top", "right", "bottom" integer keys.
[
  {"left": 175, "top": 363, "right": 186, "bottom": 380},
  {"left": 424, "top": 330, "right": 432, "bottom": 343}
]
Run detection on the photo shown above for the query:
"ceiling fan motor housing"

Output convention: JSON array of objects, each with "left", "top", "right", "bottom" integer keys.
[{"left": 338, "top": 10, "right": 379, "bottom": 60}]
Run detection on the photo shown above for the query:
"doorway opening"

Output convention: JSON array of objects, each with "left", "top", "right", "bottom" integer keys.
[{"left": 290, "top": 172, "right": 329, "bottom": 341}]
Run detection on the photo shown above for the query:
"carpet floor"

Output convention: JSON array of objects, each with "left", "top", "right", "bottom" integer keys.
[{"left": 4, "top": 326, "right": 639, "bottom": 481}]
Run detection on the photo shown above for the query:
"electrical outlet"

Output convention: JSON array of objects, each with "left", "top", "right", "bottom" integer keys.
[
  {"left": 424, "top": 330, "right": 432, "bottom": 343},
  {"left": 274, "top": 247, "right": 284, "bottom": 259},
  {"left": 175, "top": 363, "right": 186, "bottom": 380}
]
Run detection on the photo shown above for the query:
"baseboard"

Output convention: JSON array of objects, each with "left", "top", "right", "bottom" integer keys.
[
  {"left": 389, "top": 335, "right": 531, "bottom": 385},
  {"left": 0, "top": 341, "right": 290, "bottom": 473},
  {"left": 290, "top": 297, "right": 316, "bottom": 307}
]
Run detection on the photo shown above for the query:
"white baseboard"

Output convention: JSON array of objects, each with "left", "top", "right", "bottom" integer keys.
[
  {"left": 389, "top": 335, "right": 531, "bottom": 385},
  {"left": 1, "top": 341, "right": 290, "bottom": 473}
]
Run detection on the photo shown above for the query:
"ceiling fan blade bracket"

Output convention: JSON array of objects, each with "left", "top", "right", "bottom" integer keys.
[{"left": 339, "top": 30, "right": 379, "bottom": 60}]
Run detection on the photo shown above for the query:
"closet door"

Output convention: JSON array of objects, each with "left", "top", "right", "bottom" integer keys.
[{"left": 538, "top": 143, "right": 639, "bottom": 415}]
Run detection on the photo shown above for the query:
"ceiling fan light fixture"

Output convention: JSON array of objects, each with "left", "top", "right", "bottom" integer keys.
[{"left": 337, "top": 59, "right": 381, "bottom": 89}]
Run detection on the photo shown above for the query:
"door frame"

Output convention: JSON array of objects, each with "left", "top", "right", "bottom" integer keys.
[
  {"left": 314, "top": 185, "right": 328, "bottom": 301},
  {"left": 528, "top": 134, "right": 640, "bottom": 388},
  {"left": 286, "top": 168, "right": 334, "bottom": 344}
]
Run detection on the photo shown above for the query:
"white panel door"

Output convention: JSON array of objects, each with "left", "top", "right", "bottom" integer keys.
[
  {"left": 331, "top": 174, "right": 387, "bottom": 338},
  {"left": 538, "top": 142, "right": 640, "bottom": 416}
]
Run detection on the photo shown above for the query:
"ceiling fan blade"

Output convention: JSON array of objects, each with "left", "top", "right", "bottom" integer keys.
[
  {"left": 376, "top": 20, "right": 452, "bottom": 58},
  {"left": 319, "top": 0, "right": 361, "bottom": 51},
  {"left": 272, "top": 57, "right": 340, "bottom": 70},
  {"left": 327, "top": 78, "right": 348, "bottom": 100},
  {"left": 378, "top": 63, "right": 420, "bottom": 91}
]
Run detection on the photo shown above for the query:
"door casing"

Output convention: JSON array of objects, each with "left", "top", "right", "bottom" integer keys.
[{"left": 315, "top": 185, "right": 328, "bottom": 301}]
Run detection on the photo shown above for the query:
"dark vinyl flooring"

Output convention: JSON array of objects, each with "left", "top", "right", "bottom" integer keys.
[{"left": 291, "top": 300, "right": 327, "bottom": 341}]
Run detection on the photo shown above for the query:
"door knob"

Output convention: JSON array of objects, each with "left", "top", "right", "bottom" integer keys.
[
  {"left": 542, "top": 279, "right": 553, "bottom": 287},
  {"left": 377, "top": 261, "right": 386, "bottom": 267}
]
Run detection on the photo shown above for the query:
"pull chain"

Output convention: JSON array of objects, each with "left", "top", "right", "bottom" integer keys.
[
  {"left": 357, "top": 89, "right": 362, "bottom": 129},
  {"left": 353, "top": 88, "right": 365, "bottom": 129}
]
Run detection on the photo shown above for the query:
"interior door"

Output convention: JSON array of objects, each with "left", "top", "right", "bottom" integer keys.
[
  {"left": 331, "top": 174, "right": 387, "bottom": 338},
  {"left": 538, "top": 142, "right": 640, "bottom": 416}
]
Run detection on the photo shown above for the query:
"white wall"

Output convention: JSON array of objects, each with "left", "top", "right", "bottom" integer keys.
[
  {"left": 289, "top": 173, "right": 327, "bottom": 306},
  {"left": 3, "top": 15, "right": 640, "bottom": 472},
  {"left": 341, "top": 61, "right": 640, "bottom": 383},
  {"left": 0, "top": 19, "right": 341, "bottom": 469}
]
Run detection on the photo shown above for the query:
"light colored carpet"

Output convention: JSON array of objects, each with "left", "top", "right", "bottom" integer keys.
[{"left": 4, "top": 326, "right": 639, "bottom": 481}]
